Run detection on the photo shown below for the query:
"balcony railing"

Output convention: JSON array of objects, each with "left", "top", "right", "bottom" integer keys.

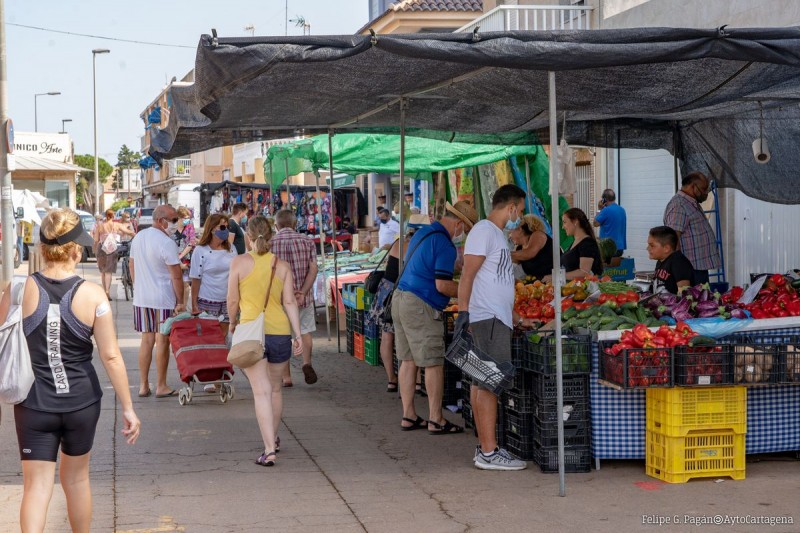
[
  {"left": 167, "top": 158, "right": 192, "bottom": 177},
  {"left": 456, "top": 5, "right": 594, "bottom": 33}
]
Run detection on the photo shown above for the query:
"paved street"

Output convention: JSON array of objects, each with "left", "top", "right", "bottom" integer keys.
[{"left": 1, "top": 263, "right": 798, "bottom": 532}]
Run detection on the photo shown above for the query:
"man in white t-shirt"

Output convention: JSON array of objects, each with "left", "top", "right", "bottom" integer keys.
[
  {"left": 377, "top": 208, "right": 400, "bottom": 250},
  {"left": 457, "top": 184, "right": 533, "bottom": 471},
  {"left": 129, "top": 204, "right": 185, "bottom": 398}
]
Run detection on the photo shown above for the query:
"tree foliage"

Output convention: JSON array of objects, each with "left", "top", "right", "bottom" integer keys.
[
  {"left": 115, "top": 145, "right": 142, "bottom": 190},
  {"left": 74, "top": 154, "right": 113, "bottom": 183}
]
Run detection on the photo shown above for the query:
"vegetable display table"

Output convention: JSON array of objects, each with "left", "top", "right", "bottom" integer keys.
[{"left": 590, "top": 318, "right": 800, "bottom": 468}]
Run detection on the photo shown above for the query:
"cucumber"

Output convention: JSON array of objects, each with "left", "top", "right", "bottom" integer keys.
[
  {"left": 599, "top": 315, "right": 618, "bottom": 325},
  {"left": 635, "top": 306, "right": 649, "bottom": 323},
  {"left": 622, "top": 308, "right": 638, "bottom": 322},
  {"left": 600, "top": 318, "right": 625, "bottom": 330},
  {"left": 620, "top": 302, "right": 639, "bottom": 311},
  {"left": 689, "top": 335, "right": 716, "bottom": 347},
  {"left": 563, "top": 307, "right": 578, "bottom": 320},
  {"left": 596, "top": 305, "right": 618, "bottom": 317},
  {"left": 616, "top": 315, "right": 639, "bottom": 326},
  {"left": 577, "top": 309, "right": 594, "bottom": 319}
]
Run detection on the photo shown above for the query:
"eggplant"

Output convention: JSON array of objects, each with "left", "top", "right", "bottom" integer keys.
[
  {"left": 672, "top": 298, "right": 691, "bottom": 316},
  {"left": 686, "top": 285, "right": 703, "bottom": 301},
  {"left": 697, "top": 308, "right": 720, "bottom": 318},
  {"left": 695, "top": 301, "right": 720, "bottom": 312},
  {"left": 673, "top": 309, "right": 693, "bottom": 321},
  {"left": 660, "top": 293, "right": 679, "bottom": 306},
  {"left": 730, "top": 308, "right": 748, "bottom": 320},
  {"left": 699, "top": 288, "right": 709, "bottom": 302}
]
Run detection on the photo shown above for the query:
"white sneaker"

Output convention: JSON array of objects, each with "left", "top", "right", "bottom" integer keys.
[{"left": 474, "top": 447, "right": 527, "bottom": 471}]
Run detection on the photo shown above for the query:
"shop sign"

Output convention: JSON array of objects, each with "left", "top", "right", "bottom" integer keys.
[
  {"left": 14, "top": 131, "right": 72, "bottom": 163},
  {"left": 326, "top": 174, "right": 355, "bottom": 188}
]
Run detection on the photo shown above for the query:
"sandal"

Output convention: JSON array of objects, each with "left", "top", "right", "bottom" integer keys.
[
  {"left": 415, "top": 382, "right": 427, "bottom": 397},
  {"left": 428, "top": 419, "right": 464, "bottom": 435},
  {"left": 256, "top": 451, "right": 277, "bottom": 467},
  {"left": 387, "top": 382, "right": 398, "bottom": 393},
  {"left": 275, "top": 436, "right": 281, "bottom": 453},
  {"left": 400, "top": 415, "right": 426, "bottom": 431}
]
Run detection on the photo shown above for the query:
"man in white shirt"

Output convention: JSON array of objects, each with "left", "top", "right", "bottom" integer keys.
[
  {"left": 129, "top": 204, "right": 185, "bottom": 398},
  {"left": 377, "top": 208, "right": 400, "bottom": 250},
  {"left": 457, "top": 184, "right": 532, "bottom": 471}
]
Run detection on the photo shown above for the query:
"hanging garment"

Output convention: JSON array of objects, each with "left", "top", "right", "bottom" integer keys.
[{"left": 558, "top": 139, "right": 577, "bottom": 195}]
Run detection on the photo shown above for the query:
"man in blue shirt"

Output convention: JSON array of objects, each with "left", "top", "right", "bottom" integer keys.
[
  {"left": 593, "top": 189, "right": 627, "bottom": 255},
  {"left": 393, "top": 200, "right": 477, "bottom": 435}
]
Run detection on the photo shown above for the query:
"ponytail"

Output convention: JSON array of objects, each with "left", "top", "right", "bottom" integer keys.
[{"left": 246, "top": 215, "right": 273, "bottom": 255}]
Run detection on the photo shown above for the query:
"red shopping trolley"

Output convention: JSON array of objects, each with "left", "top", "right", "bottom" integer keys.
[{"left": 169, "top": 317, "right": 235, "bottom": 405}]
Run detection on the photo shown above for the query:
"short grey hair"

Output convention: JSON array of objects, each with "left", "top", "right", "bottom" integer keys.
[
  {"left": 153, "top": 204, "right": 175, "bottom": 222},
  {"left": 275, "top": 209, "right": 297, "bottom": 229}
]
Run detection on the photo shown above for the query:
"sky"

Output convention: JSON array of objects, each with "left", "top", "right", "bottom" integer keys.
[{"left": 6, "top": 0, "right": 369, "bottom": 165}]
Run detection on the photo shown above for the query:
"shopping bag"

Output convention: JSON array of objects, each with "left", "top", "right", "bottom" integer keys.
[
  {"left": 0, "top": 277, "right": 34, "bottom": 404},
  {"left": 101, "top": 233, "right": 119, "bottom": 254}
]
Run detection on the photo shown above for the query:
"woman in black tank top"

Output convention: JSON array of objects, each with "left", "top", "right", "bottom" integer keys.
[
  {"left": 510, "top": 214, "right": 554, "bottom": 280},
  {"left": 0, "top": 209, "right": 141, "bottom": 532}
]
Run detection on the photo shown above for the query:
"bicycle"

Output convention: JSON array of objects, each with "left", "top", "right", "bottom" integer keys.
[{"left": 118, "top": 241, "right": 133, "bottom": 301}]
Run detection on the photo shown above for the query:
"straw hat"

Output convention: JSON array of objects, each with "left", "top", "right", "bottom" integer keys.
[
  {"left": 408, "top": 213, "right": 430, "bottom": 227},
  {"left": 445, "top": 201, "right": 478, "bottom": 229}
]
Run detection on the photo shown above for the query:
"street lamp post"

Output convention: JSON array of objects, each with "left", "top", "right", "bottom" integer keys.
[
  {"left": 34, "top": 91, "right": 60, "bottom": 132},
  {"left": 92, "top": 48, "right": 109, "bottom": 215},
  {"left": 60, "top": 118, "right": 72, "bottom": 134}
]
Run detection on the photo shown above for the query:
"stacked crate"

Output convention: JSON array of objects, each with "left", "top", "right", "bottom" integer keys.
[
  {"left": 524, "top": 332, "right": 592, "bottom": 472},
  {"left": 645, "top": 386, "right": 746, "bottom": 483}
]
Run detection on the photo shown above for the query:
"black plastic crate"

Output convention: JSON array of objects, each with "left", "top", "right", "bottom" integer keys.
[
  {"left": 524, "top": 333, "right": 592, "bottom": 375},
  {"left": 730, "top": 343, "right": 781, "bottom": 385},
  {"left": 533, "top": 399, "right": 589, "bottom": 424},
  {"left": 504, "top": 408, "right": 534, "bottom": 440},
  {"left": 496, "top": 403, "right": 506, "bottom": 448},
  {"left": 352, "top": 310, "right": 365, "bottom": 335},
  {"left": 462, "top": 403, "right": 474, "bottom": 429},
  {"left": 532, "top": 417, "right": 591, "bottom": 448},
  {"left": 784, "top": 344, "right": 800, "bottom": 384},
  {"left": 503, "top": 388, "right": 536, "bottom": 413},
  {"left": 740, "top": 331, "right": 798, "bottom": 384},
  {"left": 599, "top": 341, "right": 672, "bottom": 389},
  {"left": 534, "top": 445, "right": 592, "bottom": 473},
  {"left": 531, "top": 373, "right": 590, "bottom": 402},
  {"left": 511, "top": 333, "right": 528, "bottom": 368},
  {"left": 445, "top": 333, "right": 515, "bottom": 395},
  {"left": 674, "top": 345, "right": 732, "bottom": 386},
  {"left": 504, "top": 433, "right": 535, "bottom": 461},
  {"left": 443, "top": 310, "right": 457, "bottom": 337}
]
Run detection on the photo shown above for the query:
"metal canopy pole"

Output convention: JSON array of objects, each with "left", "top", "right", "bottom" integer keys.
[
  {"left": 548, "top": 71, "right": 566, "bottom": 497},
  {"left": 397, "top": 98, "right": 407, "bottom": 268},
  {"left": 314, "top": 170, "right": 331, "bottom": 341},
  {"left": 328, "top": 130, "right": 342, "bottom": 353},
  {"left": 524, "top": 156, "right": 533, "bottom": 213},
  {"left": 269, "top": 159, "right": 274, "bottom": 214},
  {"left": 284, "top": 158, "right": 291, "bottom": 208}
]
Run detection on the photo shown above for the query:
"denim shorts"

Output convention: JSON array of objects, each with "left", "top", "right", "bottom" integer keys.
[{"left": 264, "top": 334, "right": 292, "bottom": 364}]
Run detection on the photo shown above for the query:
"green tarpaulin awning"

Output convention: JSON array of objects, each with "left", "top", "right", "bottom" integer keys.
[{"left": 264, "top": 133, "right": 541, "bottom": 187}]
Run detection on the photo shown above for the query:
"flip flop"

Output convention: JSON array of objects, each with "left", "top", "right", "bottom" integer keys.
[
  {"left": 428, "top": 419, "right": 464, "bottom": 435},
  {"left": 400, "top": 416, "right": 426, "bottom": 431},
  {"left": 138, "top": 388, "right": 151, "bottom": 398},
  {"left": 155, "top": 390, "right": 178, "bottom": 398}
]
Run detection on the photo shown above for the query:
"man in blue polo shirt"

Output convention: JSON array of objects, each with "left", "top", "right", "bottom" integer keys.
[
  {"left": 593, "top": 189, "right": 627, "bottom": 256},
  {"left": 393, "top": 200, "right": 477, "bottom": 435}
]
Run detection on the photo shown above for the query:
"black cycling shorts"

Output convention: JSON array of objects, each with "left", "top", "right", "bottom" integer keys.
[{"left": 14, "top": 401, "right": 102, "bottom": 462}]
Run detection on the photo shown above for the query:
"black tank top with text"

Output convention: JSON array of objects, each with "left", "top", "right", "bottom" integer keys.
[{"left": 21, "top": 273, "right": 102, "bottom": 412}]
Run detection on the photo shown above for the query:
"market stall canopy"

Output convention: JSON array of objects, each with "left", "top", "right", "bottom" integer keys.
[
  {"left": 263, "top": 134, "right": 541, "bottom": 187},
  {"left": 150, "top": 27, "right": 800, "bottom": 204}
]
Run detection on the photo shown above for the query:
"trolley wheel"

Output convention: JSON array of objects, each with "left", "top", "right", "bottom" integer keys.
[
  {"left": 224, "top": 384, "right": 234, "bottom": 400},
  {"left": 219, "top": 387, "right": 228, "bottom": 403},
  {"left": 186, "top": 387, "right": 193, "bottom": 403},
  {"left": 178, "top": 390, "right": 187, "bottom": 406}
]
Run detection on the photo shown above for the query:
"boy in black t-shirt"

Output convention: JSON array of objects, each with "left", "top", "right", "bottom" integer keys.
[{"left": 647, "top": 226, "right": 695, "bottom": 294}]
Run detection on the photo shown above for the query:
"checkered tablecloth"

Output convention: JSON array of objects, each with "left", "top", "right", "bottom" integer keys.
[{"left": 590, "top": 327, "right": 800, "bottom": 459}]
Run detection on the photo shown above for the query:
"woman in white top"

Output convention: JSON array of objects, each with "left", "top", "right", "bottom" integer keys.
[
  {"left": 92, "top": 209, "right": 135, "bottom": 299},
  {"left": 189, "top": 213, "right": 237, "bottom": 337}
]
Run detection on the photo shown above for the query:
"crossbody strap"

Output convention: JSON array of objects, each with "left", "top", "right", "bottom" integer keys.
[
  {"left": 369, "top": 247, "right": 391, "bottom": 275},
  {"left": 263, "top": 255, "right": 278, "bottom": 311},
  {"left": 395, "top": 230, "right": 449, "bottom": 287}
]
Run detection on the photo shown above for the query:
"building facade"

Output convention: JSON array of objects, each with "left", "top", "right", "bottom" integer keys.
[{"left": 11, "top": 131, "right": 81, "bottom": 209}]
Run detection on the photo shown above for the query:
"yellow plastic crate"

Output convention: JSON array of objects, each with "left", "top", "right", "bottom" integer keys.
[
  {"left": 646, "top": 429, "right": 745, "bottom": 483},
  {"left": 646, "top": 386, "right": 746, "bottom": 437},
  {"left": 355, "top": 287, "right": 366, "bottom": 310}
]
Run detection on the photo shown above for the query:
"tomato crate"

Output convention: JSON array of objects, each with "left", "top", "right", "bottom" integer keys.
[
  {"left": 353, "top": 333, "right": 365, "bottom": 361},
  {"left": 729, "top": 343, "right": 780, "bottom": 385},
  {"left": 599, "top": 341, "right": 673, "bottom": 389},
  {"left": 646, "top": 387, "right": 746, "bottom": 437},
  {"left": 505, "top": 408, "right": 534, "bottom": 440},
  {"left": 531, "top": 373, "right": 590, "bottom": 402},
  {"left": 674, "top": 345, "right": 732, "bottom": 386},
  {"left": 534, "top": 445, "right": 592, "bottom": 473},
  {"left": 646, "top": 429, "right": 746, "bottom": 483},
  {"left": 533, "top": 417, "right": 591, "bottom": 448},
  {"left": 364, "top": 338, "right": 380, "bottom": 366},
  {"left": 524, "top": 333, "right": 592, "bottom": 375},
  {"left": 505, "top": 433, "right": 536, "bottom": 461}
]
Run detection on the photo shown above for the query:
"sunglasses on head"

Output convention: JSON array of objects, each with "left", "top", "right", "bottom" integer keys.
[{"left": 162, "top": 217, "right": 179, "bottom": 224}]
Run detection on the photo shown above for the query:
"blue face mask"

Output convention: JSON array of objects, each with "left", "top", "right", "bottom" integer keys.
[
  {"left": 505, "top": 208, "right": 521, "bottom": 231},
  {"left": 380, "top": 219, "right": 388, "bottom": 225},
  {"left": 183, "top": 218, "right": 191, "bottom": 225},
  {"left": 240, "top": 215, "right": 247, "bottom": 224},
  {"left": 214, "top": 229, "right": 230, "bottom": 241}
]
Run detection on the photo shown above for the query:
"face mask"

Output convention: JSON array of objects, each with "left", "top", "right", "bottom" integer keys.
[
  {"left": 451, "top": 226, "right": 465, "bottom": 246},
  {"left": 214, "top": 229, "right": 230, "bottom": 241},
  {"left": 240, "top": 215, "right": 247, "bottom": 224},
  {"left": 183, "top": 218, "right": 191, "bottom": 225},
  {"left": 505, "top": 208, "right": 521, "bottom": 231},
  {"left": 166, "top": 222, "right": 178, "bottom": 234},
  {"left": 380, "top": 219, "right": 388, "bottom": 225}
]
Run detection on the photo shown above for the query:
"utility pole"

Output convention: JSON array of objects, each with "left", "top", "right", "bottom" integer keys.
[{"left": 0, "top": 0, "right": 14, "bottom": 288}]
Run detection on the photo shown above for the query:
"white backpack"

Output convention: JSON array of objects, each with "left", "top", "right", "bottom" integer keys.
[{"left": 0, "top": 277, "right": 34, "bottom": 404}]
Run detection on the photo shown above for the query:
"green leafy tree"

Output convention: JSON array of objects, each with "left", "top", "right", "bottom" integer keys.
[
  {"left": 74, "top": 155, "right": 113, "bottom": 212},
  {"left": 116, "top": 144, "right": 141, "bottom": 192}
]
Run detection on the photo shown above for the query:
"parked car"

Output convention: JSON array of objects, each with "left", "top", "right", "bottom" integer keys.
[
  {"left": 137, "top": 207, "right": 154, "bottom": 231},
  {"left": 75, "top": 209, "right": 96, "bottom": 262}
]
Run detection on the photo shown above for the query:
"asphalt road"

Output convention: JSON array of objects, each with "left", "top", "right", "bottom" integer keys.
[{"left": 0, "top": 263, "right": 798, "bottom": 532}]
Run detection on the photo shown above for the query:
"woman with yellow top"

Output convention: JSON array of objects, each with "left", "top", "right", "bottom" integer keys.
[{"left": 227, "top": 215, "right": 303, "bottom": 467}]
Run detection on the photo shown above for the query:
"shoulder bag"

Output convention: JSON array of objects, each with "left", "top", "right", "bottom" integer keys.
[
  {"left": 364, "top": 249, "right": 390, "bottom": 294},
  {"left": 0, "top": 277, "right": 35, "bottom": 404},
  {"left": 227, "top": 255, "right": 277, "bottom": 369},
  {"left": 382, "top": 230, "right": 448, "bottom": 324}
]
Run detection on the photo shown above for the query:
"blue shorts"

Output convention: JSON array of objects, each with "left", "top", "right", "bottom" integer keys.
[
  {"left": 15, "top": 401, "right": 102, "bottom": 462},
  {"left": 264, "top": 334, "right": 292, "bottom": 364}
]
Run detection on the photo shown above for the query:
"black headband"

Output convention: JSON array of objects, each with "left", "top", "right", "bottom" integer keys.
[{"left": 40, "top": 223, "right": 83, "bottom": 245}]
